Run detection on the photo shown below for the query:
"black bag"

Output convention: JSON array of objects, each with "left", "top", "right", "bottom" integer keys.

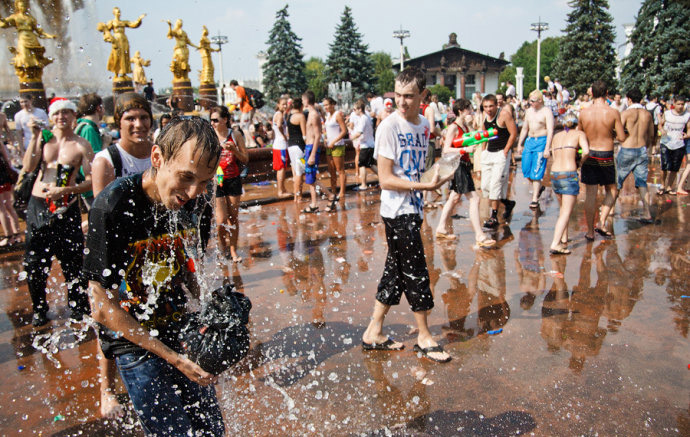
[
  {"left": 13, "top": 133, "right": 47, "bottom": 214},
  {"left": 178, "top": 283, "right": 251, "bottom": 375},
  {"left": 245, "top": 87, "right": 265, "bottom": 109}
]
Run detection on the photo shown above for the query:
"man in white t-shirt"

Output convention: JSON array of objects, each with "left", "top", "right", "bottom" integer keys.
[
  {"left": 659, "top": 95, "right": 690, "bottom": 194},
  {"left": 367, "top": 92, "right": 384, "bottom": 120},
  {"left": 505, "top": 80, "right": 516, "bottom": 98},
  {"left": 362, "top": 67, "right": 452, "bottom": 363},
  {"left": 350, "top": 99, "right": 376, "bottom": 190},
  {"left": 14, "top": 95, "right": 48, "bottom": 151}
]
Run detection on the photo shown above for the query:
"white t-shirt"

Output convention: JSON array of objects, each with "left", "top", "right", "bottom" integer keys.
[
  {"left": 353, "top": 113, "right": 374, "bottom": 149},
  {"left": 429, "top": 102, "right": 443, "bottom": 122},
  {"left": 14, "top": 108, "right": 48, "bottom": 149},
  {"left": 506, "top": 84, "right": 516, "bottom": 97},
  {"left": 370, "top": 96, "right": 384, "bottom": 117},
  {"left": 374, "top": 111, "right": 430, "bottom": 219},
  {"left": 562, "top": 89, "right": 570, "bottom": 104},
  {"left": 93, "top": 143, "right": 152, "bottom": 176},
  {"left": 662, "top": 110, "right": 690, "bottom": 150}
]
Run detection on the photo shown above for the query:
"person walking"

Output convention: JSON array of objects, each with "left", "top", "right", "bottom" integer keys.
[{"left": 322, "top": 96, "right": 348, "bottom": 212}]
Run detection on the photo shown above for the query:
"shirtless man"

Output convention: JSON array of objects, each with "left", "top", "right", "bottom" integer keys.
[
  {"left": 610, "top": 88, "right": 654, "bottom": 223},
  {"left": 579, "top": 80, "right": 626, "bottom": 240},
  {"left": 22, "top": 99, "right": 94, "bottom": 326},
  {"left": 497, "top": 93, "right": 517, "bottom": 166},
  {"left": 517, "top": 90, "right": 554, "bottom": 208},
  {"left": 301, "top": 90, "right": 324, "bottom": 213}
]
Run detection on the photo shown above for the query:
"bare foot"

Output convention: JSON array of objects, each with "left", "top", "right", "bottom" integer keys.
[{"left": 100, "top": 391, "right": 124, "bottom": 419}]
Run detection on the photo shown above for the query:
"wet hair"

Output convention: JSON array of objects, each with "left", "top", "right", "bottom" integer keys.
[
  {"left": 676, "top": 95, "right": 688, "bottom": 103},
  {"left": 396, "top": 67, "right": 426, "bottom": 94},
  {"left": 354, "top": 98, "right": 366, "bottom": 111},
  {"left": 230, "top": 80, "right": 239, "bottom": 86},
  {"left": 452, "top": 98, "right": 472, "bottom": 116},
  {"left": 482, "top": 94, "right": 497, "bottom": 105},
  {"left": 626, "top": 88, "right": 642, "bottom": 104},
  {"left": 562, "top": 110, "right": 579, "bottom": 128},
  {"left": 155, "top": 117, "right": 220, "bottom": 170},
  {"left": 291, "top": 96, "right": 304, "bottom": 111},
  {"left": 322, "top": 96, "right": 336, "bottom": 106},
  {"left": 77, "top": 93, "right": 102, "bottom": 117},
  {"left": 591, "top": 80, "right": 607, "bottom": 98},
  {"left": 274, "top": 96, "right": 287, "bottom": 111},
  {"left": 366, "top": 92, "right": 375, "bottom": 99},
  {"left": 210, "top": 105, "right": 232, "bottom": 129},
  {"left": 496, "top": 92, "right": 506, "bottom": 100},
  {"left": 114, "top": 92, "right": 152, "bottom": 128},
  {"left": 302, "top": 90, "right": 316, "bottom": 105}
]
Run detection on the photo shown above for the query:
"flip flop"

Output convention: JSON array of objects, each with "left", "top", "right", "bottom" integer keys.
[
  {"left": 677, "top": 190, "right": 689, "bottom": 195},
  {"left": 549, "top": 247, "right": 571, "bottom": 255},
  {"left": 302, "top": 205, "right": 319, "bottom": 214},
  {"left": 668, "top": 190, "right": 677, "bottom": 195},
  {"left": 584, "top": 234, "right": 595, "bottom": 242},
  {"left": 362, "top": 338, "right": 404, "bottom": 351},
  {"left": 529, "top": 201, "right": 539, "bottom": 209},
  {"left": 594, "top": 227, "right": 613, "bottom": 238},
  {"left": 324, "top": 199, "right": 338, "bottom": 212},
  {"left": 413, "top": 344, "right": 451, "bottom": 363},
  {"left": 637, "top": 217, "right": 654, "bottom": 224},
  {"left": 435, "top": 232, "right": 457, "bottom": 241},
  {"left": 538, "top": 185, "right": 546, "bottom": 199},
  {"left": 476, "top": 236, "right": 496, "bottom": 248}
]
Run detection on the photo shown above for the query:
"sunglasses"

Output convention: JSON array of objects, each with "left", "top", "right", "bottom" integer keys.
[
  {"left": 530, "top": 99, "right": 540, "bottom": 103},
  {"left": 210, "top": 118, "right": 220, "bottom": 123}
]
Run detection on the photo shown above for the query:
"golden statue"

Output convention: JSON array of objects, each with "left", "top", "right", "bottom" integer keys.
[
  {"left": 0, "top": 0, "right": 56, "bottom": 83},
  {"left": 197, "top": 26, "right": 219, "bottom": 85},
  {"left": 130, "top": 51, "right": 150, "bottom": 85},
  {"left": 97, "top": 7, "right": 145, "bottom": 82},
  {"left": 166, "top": 19, "right": 198, "bottom": 82}
]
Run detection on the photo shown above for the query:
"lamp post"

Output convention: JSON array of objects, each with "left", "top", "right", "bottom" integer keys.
[
  {"left": 516, "top": 67, "right": 524, "bottom": 103},
  {"left": 530, "top": 18, "right": 548, "bottom": 91},
  {"left": 393, "top": 26, "right": 410, "bottom": 71},
  {"left": 210, "top": 32, "right": 229, "bottom": 87}
]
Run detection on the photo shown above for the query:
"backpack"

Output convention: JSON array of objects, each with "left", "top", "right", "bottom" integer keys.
[
  {"left": 245, "top": 88, "right": 265, "bottom": 109},
  {"left": 107, "top": 144, "right": 124, "bottom": 178}
]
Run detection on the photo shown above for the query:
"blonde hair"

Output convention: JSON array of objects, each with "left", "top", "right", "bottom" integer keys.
[{"left": 529, "top": 90, "right": 543, "bottom": 102}]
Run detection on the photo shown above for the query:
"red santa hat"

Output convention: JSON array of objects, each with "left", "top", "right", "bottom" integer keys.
[{"left": 48, "top": 97, "right": 77, "bottom": 118}]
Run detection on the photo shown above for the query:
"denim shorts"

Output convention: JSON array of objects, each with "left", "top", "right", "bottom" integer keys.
[
  {"left": 550, "top": 171, "right": 580, "bottom": 196},
  {"left": 116, "top": 351, "right": 224, "bottom": 436},
  {"left": 616, "top": 147, "right": 648, "bottom": 188}
]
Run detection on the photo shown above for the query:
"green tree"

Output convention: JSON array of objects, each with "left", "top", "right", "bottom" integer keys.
[
  {"left": 621, "top": 0, "right": 690, "bottom": 96},
  {"left": 304, "top": 57, "right": 327, "bottom": 100},
  {"left": 552, "top": 0, "right": 617, "bottom": 95},
  {"left": 325, "top": 6, "right": 374, "bottom": 96},
  {"left": 370, "top": 51, "right": 395, "bottom": 95},
  {"left": 428, "top": 85, "right": 454, "bottom": 103},
  {"left": 262, "top": 5, "right": 306, "bottom": 101},
  {"left": 498, "top": 37, "right": 561, "bottom": 96}
]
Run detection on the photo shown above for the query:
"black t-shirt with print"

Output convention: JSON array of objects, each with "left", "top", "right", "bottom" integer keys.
[{"left": 83, "top": 173, "right": 213, "bottom": 357}]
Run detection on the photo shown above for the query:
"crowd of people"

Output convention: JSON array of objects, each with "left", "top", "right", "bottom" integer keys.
[{"left": 0, "top": 64, "right": 688, "bottom": 435}]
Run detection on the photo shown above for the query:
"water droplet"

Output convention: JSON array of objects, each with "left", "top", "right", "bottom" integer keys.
[
  {"left": 83, "top": 248, "right": 90, "bottom": 255},
  {"left": 17, "top": 271, "right": 27, "bottom": 281},
  {"left": 102, "top": 269, "right": 112, "bottom": 277}
]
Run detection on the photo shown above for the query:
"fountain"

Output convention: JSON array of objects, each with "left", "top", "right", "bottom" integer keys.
[{"left": 0, "top": 0, "right": 109, "bottom": 104}]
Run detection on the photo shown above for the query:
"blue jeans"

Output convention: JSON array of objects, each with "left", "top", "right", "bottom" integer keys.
[
  {"left": 616, "top": 147, "right": 648, "bottom": 189},
  {"left": 116, "top": 351, "right": 224, "bottom": 436}
]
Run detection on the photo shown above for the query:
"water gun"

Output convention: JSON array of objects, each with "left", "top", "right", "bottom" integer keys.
[
  {"left": 216, "top": 167, "right": 224, "bottom": 186},
  {"left": 452, "top": 128, "right": 498, "bottom": 148}
]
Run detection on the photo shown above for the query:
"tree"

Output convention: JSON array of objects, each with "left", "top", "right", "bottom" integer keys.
[
  {"left": 621, "top": 0, "right": 690, "bottom": 96},
  {"left": 552, "top": 0, "right": 617, "bottom": 95},
  {"left": 305, "top": 57, "right": 327, "bottom": 100},
  {"left": 370, "top": 51, "right": 395, "bottom": 96},
  {"left": 498, "top": 37, "right": 561, "bottom": 96},
  {"left": 262, "top": 5, "right": 306, "bottom": 101},
  {"left": 325, "top": 6, "right": 374, "bottom": 96},
  {"left": 428, "top": 84, "right": 454, "bottom": 103}
]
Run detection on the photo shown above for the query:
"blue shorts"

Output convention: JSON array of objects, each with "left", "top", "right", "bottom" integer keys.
[
  {"left": 685, "top": 138, "right": 690, "bottom": 155},
  {"left": 616, "top": 147, "right": 648, "bottom": 189},
  {"left": 522, "top": 136, "right": 547, "bottom": 181},
  {"left": 551, "top": 171, "right": 580, "bottom": 196},
  {"left": 304, "top": 144, "right": 319, "bottom": 185}
]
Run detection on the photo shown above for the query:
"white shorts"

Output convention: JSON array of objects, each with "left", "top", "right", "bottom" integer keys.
[
  {"left": 480, "top": 150, "right": 510, "bottom": 200},
  {"left": 288, "top": 145, "right": 305, "bottom": 176}
]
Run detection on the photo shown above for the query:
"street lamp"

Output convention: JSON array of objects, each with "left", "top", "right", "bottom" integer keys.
[
  {"left": 530, "top": 18, "right": 548, "bottom": 91},
  {"left": 210, "top": 32, "right": 229, "bottom": 87},
  {"left": 393, "top": 26, "right": 410, "bottom": 71}
]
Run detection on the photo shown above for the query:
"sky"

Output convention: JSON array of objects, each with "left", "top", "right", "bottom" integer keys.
[{"left": 0, "top": 0, "right": 645, "bottom": 93}]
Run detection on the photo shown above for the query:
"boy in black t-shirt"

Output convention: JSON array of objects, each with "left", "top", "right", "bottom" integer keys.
[{"left": 84, "top": 118, "right": 222, "bottom": 436}]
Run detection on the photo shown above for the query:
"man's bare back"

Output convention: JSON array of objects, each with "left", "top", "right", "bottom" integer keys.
[
  {"left": 621, "top": 108, "right": 653, "bottom": 149},
  {"left": 305, "top": 107, "right": 322, "bottom": 146},
  {"left": 580, "top": 100, "right": 626, "bottom": 151}
]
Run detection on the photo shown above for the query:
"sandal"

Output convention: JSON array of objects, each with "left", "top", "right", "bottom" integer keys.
[
  {"left": 668, "top": 190, "right": 677, "bottom": 195},
  {"left": 637, "top": 217, "right": 654, "bottom": 224},
  {"left": 362, "top": 337, "right": 404, "bottom": 351},
  {"left": 435, "top": 232, "right": 457, "bottom": 241},
  {"left": 302, "top": 205, "right": 319, "bottom": 214},
  {"left": 677, "top": 190, "right": 689, "bottom": 195},
  {"left": 549, "top": 247, "right": 571, "bottom": 255},
  {"left": 324, "top": 199, "right": 338, "bottom": 213},
  {"left": 476, "top": 236, "right": 496, "bottom": 248},
  {"left": 413, "top": 344, "right": 451, "bottom": 363},
  {"left": 529, "top": 201, "right": 539, "bottom": 209},
  {"left": 594, "top": 227, "right": 613, "bottom": 238},
  {"left": 584, "top": 234, "right": 595, "bottom": 242},
  {"left": 0, "top": 236, "right": 9, "bottom": 247}
]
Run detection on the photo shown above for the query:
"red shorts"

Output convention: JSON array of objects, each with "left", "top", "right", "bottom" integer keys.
[
  {"left": 0, "top": 183, "right": 12, "bottom": 193},
  {"left": 273, "top": 148, "right": 288, "bottom": 171}
]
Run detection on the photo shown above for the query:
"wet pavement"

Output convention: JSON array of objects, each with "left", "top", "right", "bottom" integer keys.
[{"left": 1, "top": 155, "right": 689, "bottom": 436}]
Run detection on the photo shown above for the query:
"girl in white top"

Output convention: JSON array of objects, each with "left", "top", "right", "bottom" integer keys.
[
  {"left": 322, "top": 97, "right": 348, "bottom": 212},
  {"left": 272, "top": 98, "right": 291, "bottom": 197}
]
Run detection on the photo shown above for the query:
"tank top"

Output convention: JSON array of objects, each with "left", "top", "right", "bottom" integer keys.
[
  {"left": 451, "top": 122, "right": 471, "bottom": 163},
  {"left": 218, "top": 132, "right": 240, "bottom": 179},
  {"left": 324, "top": 110, "right": 345, "bottom": 146},
  {"left": 483, "top": 108, "right": 510, "bottom": 153},
  {"left": 286, "top": 113, "right": 306, "bottom": 150},
  {"left": 272, "top": 116, "right": 287, "bottom": 150}
]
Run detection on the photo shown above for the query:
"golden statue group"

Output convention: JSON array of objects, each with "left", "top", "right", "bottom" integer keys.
[{"left": 0, "top": 2, "right": 220, "bottom": 111}]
